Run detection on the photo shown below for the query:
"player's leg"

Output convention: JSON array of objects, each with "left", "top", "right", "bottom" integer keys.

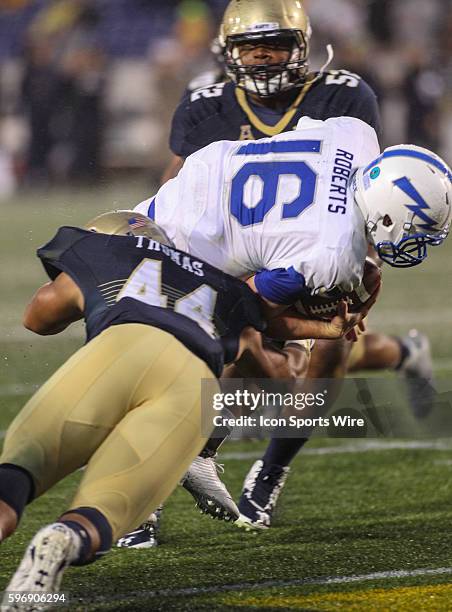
[
  {"left": 358, "top": 249, "right": 434, "bottom": 414},
  {"left": 0, "top": 466, "right": 33, "bottom": 540},
  {"left": 3, "top": 326, "right": 217, "bottom": 600},
  {"left": 348, "top": 329, "right": 434, "bottom": 418},
  {"left": 348, "top": 331, "right": 404, "bottom": 370},
  {"left": 69, "top": 361, "right": 215, "bottom": 543},
  {"left": 118, "top": 334, "right": 310, "bottom": 547},
  {"left": 237, "top": 329, "right": 435, "bottom": 529},
  {"left": 0, "top": 324, "right": 200, "bottom": 538},
  {"left": 237, "top": 340, "right": 314, "bottom": 529},
  {"left": 0, "top": 324, "right": 175, "bottom": 507},
  {"left": 0, "top": 329, "right": 138, "bottom": 555}
]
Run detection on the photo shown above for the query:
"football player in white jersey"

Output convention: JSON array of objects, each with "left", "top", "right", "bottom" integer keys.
[
  {"left": 136, "top": 116, "right": 379, "bottom": 294},
  {"left": 135, "top": 115, "right": 450, "bottom": 299},
  {"left": 133, "top": 116, "right": 451, "bottom": 529}
]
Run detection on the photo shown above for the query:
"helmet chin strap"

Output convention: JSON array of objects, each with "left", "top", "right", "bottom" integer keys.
[
  {"left": 319, "top": 44, "right": 334, "bottom": 76},
  {"left": 305, "top": 44, "right": 334, "bottom": 88}
]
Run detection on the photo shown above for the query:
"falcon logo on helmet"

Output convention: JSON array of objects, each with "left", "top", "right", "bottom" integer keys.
[
  {"left": 353, "top": 145, "right": 451, "bottom": 268},
  {"left": 218, "top": 0, "right": 311, "bottom": 98}
]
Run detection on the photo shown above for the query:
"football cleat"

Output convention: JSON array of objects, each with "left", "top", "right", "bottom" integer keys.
[
  {"left": 116, "top": 508, "right": 161, "bottom": 549},
  {"left": 399, "top": 329, "right": 436, "bottom": 418},
  {"left": 237, "top": 460, "right": 290, "bottom": 529},
  {"left": 181, "top": 456, "right": 239, "bottom": 522},
  {"left": 3, "top": 523, "right": 80, "bottom": 611}
]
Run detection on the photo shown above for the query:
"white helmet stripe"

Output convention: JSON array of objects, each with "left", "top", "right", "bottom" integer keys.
[{"left": 364, "top": 149, "right": 451, "bottom": 181}]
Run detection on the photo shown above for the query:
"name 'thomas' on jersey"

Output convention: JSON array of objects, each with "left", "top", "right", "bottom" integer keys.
[
  {"left": 37, "top": 228, "right": 266, "bottom": 376},
  {"left": 135, "top": 116, "right": 380, "bottom": 303}
]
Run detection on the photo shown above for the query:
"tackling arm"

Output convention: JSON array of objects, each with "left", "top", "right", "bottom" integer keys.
[
  {"left": 234, "top": 326, "right": 308, "bottom": 379},
  {"left": 246, "top": 276, "right": 367, "bottom": 341},
  {"left": 23, "top": 272, "right": 84, "bottom": 336}
]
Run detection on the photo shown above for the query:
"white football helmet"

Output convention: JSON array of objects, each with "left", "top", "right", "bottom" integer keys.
[{"left": 353, "top": 145, "right": 451, "bottom": 268}]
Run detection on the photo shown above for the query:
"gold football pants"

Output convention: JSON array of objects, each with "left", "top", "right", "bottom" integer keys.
[{"left": 1, "top": 324, "right": 217, "bottom": 540}]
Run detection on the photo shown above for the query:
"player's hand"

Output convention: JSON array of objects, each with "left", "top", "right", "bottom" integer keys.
[
  {"left": 338, "top": 282, "right": 380, "bottom": 341},
  {"left": 328, "top": 300, "right": 365, "bottom": 341},
  {"left": 345, "top": 318, "right": 366, "bottom": 342}
]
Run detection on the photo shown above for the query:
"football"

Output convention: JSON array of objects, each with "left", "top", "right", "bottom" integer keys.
[{"left": 294, "top": 258, "right": 382, "bottom": 321}]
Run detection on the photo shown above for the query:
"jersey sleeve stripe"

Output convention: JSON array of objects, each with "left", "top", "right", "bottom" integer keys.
[
  {"left": 236, "top": 140, "right": 322, "bottom": 156},
  {"left": 147, "top": 198, "right": 156, "bottom": 220}
]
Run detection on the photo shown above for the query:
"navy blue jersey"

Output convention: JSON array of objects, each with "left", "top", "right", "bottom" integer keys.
[
  {"left": 170, "top": 70, "right": 381, "bottom": 158},
  {"left": 37, "top": 228, "right": 266, "bottom": 376}
]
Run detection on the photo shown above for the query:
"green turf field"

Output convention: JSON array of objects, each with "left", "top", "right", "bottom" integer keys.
[{"left": 0, "top": 185, "right": 452, "bottom": 610}]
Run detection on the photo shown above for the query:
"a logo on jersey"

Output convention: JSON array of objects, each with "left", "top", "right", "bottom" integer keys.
[
  {"left": 239, "top": 125, "right": 254, "bottom": 141},
  {"left": 393, "top": 176, "right": 438, "bottom": 230}
]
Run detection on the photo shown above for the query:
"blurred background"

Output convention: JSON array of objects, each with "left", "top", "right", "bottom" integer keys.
[
  {"left": 0, "top": 0, "right": 451, "bottom": 403},
  {"left": 0, "top": 0, "right": 450, "bottom": 193}
]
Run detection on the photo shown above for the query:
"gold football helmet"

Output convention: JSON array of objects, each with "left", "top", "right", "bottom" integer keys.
[
  {"left": 85, "top": 210, "right": 174, "bottom": 246},
  {"left": 218, "top": 0, "right": 311, "bottom": 97}
]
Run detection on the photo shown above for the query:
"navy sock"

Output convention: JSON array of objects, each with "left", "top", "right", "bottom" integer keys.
[
  {"left": 0, "top": 464, "right": 35, "bottom": 519},
  {"left": 60, "top": 506, "right": 112, "bottom": 565},
  {"left": 58, "top": 520, "right": 92, "bottom": 566},
  {"left": 394, "top": 336, "right": 410, "bottom": 370},
  {"left": 262, "top": 437, "right": 308, "bottom": 468},
  {"left": 201, "top": 408, "right": 234, "bottom": 457}
]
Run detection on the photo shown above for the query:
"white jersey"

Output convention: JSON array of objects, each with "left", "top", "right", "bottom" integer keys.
[{"left": 135, "top": 117, "right": 380, "bottom": 295}]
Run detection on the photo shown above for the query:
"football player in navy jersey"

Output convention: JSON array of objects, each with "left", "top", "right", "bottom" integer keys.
[
  {"left": 2, "top": 211, "right": 340, "bottom": 600},
  {"left": 148, "top": 0, "right": 439, "bottom": 532},
  {"left": 0, "top": 208, "right": 369, "bottom": 597},
  {"left": 163, "top": 0, "right": 380, "bottom": 181}
]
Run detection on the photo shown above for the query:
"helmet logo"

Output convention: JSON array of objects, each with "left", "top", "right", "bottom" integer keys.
[
  {"left": 393, "top": 177, "right": 438, "bottom": 230},
  {"left": 370, "top": 167, "right": 380, "bottom": 179},
  {"left": 128, "top": 217, "right": 149, "bottom": 230},
  {"left": 246, "top": 22, "right": 280, "bottom": 32}
]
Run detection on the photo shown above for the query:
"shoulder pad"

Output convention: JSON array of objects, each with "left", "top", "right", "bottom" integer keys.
[{"left": 37, "top": 227, "right": 91, "bottom": 280}]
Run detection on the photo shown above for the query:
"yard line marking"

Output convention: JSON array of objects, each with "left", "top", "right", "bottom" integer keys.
[
  {"left": 220, "top": 439, "right": 452, "bottom": 460},
  {"left": 0, "top": 432, "right": 451, "bottom": 453},
  {"left": 84, "top": 566, "right": 452, "bottom": 603}
]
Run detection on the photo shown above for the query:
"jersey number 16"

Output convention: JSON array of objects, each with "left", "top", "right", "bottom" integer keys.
[{"left": 230, "top": 139, "right": 321, "bottom": 227}]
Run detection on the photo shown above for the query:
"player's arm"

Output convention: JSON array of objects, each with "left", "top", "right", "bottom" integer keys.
[
  {"left": 162, "top": 85, "right": 208, "bottom": 184},
  {"left": 246, "top": 275, "right": 370, "bottom": 341},
  {"left": 265, "top": 302, "right": 366, "bottom": 341},
  {"left": 23, "top": 272, "right": 84, "bottom": 335},
  {"left": 233, "top": 326, "right": 306, "bottom": 379}
]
